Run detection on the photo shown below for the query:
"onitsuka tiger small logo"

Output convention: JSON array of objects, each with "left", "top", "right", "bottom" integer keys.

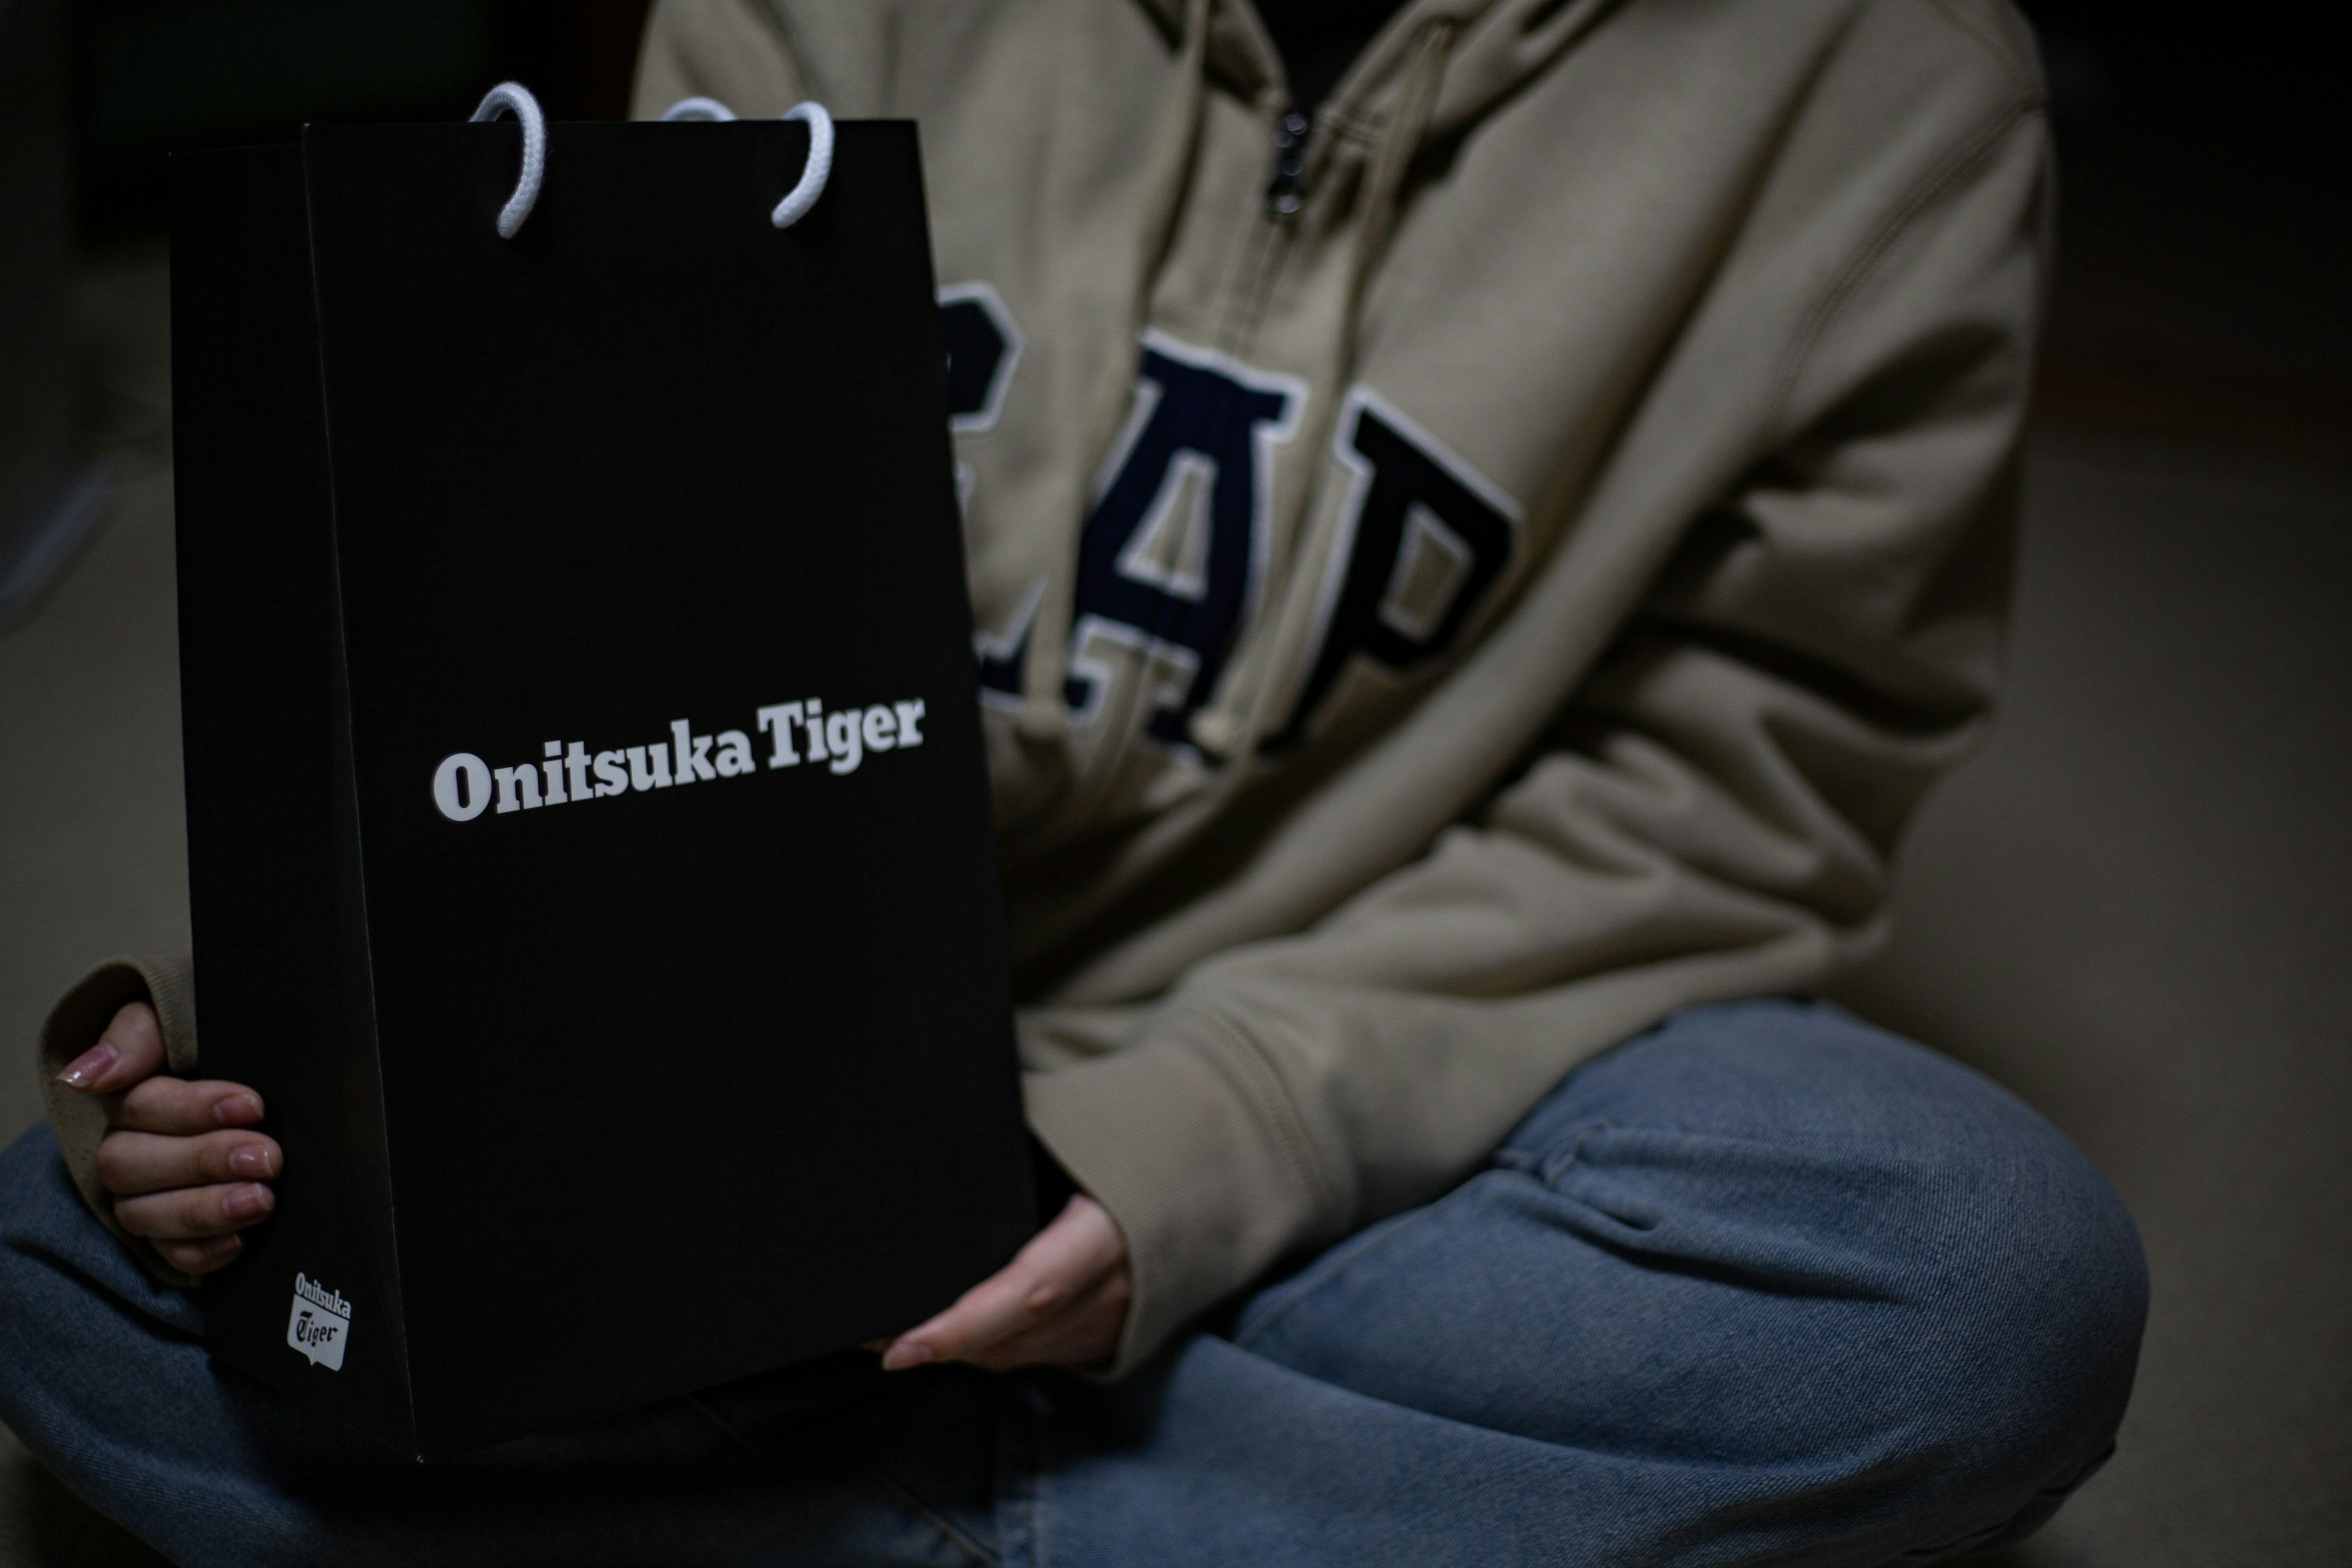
[
  {"left": 432, "top": 696, "right": 929, "bottom": 823},
  {"left": 287, "top": 1272, "right": 352, "bottom": 1370}
]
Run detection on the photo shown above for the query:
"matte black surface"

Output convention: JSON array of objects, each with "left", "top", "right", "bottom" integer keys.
[
  {"left": 173, "top": 145, "right": 420, "bottom": 1452},
  {"left": 172, "top": 119, "right": 1033, "bottom": 1458}
]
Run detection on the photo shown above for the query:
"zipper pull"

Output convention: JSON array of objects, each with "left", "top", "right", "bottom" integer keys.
[{"left": 1265, "top": 108, "right": 1311, "bottom": 216}]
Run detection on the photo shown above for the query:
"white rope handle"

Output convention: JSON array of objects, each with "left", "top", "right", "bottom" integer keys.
[
  {"left": 470, "top": 82, "right": 546, "bottom": 239},
  {"left": 658, "top": 96, "right": 737, "bottom": 122},
  {"left": 772, "top": 102, "right": 834, "bottom": 229},
  {"left": 521, "top": 92, "right": 828, "bottom": 231}
]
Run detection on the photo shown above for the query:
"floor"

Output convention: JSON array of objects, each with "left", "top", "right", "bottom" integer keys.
[
  {"left": 1833, "top": 427, "right": 2352, "bottom": 1566},
  {"left": 2, "top": 254, "right": 2346, "bottom": 1565}
]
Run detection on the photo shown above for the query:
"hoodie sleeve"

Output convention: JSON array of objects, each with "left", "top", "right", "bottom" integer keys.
[
  {"left": 37, "top": 955, "right": 205, "bottom": 1289},
  {"left": 1028, "top": 100, "right": 2051, "bottom": 1375}
]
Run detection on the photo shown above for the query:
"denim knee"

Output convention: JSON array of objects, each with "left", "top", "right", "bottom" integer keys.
[
  {"left": 1735, "top": 1005, "right": 2151, "bottom": 1537},
  {"left": 1905, "top": 1096, "right": 2147, "bottom": 1538},
  {"left": 1518, "top": 1001, "right": 2150, "bottom": 1534}
]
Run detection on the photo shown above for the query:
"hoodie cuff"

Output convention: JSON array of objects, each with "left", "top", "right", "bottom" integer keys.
[
  {"left": 1022, "top": 1006, "right": 1340, "bottom": 1377},
  {"left": 37, "top": 956, "right": 203, "bottom": 1291}
]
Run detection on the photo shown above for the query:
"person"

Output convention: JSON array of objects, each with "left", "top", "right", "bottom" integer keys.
[{"left": 0, "top": 1, "right": 2147, "bottom": 1562}]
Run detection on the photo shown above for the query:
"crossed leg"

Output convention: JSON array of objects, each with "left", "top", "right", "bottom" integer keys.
[
  {"left": 1, "top": 1000, "right": 2145, "bottom": 1567},
  {"left": 1014, "top": 1000, "right": 2147, "bottom": 1567}
]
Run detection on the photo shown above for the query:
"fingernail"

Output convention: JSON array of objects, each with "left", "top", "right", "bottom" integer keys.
[
  {"left": 881, "top": 1341, "right": 934, "bottom": 1372},
  {"left": 212, "top": 1093, "right": 264, "bottom": 1127},
  {"left": 200, "top": 1235, "right": 243, "bottom": 1259},
  {"left": 229, "top": 1145, "right": 276, "bottom": 1179},
  {"left": 57, "top": 1042, "right": 118, "bottom": 1089},
  {"left": 223, "top": 1184, "right": 274, "bottom": 1221},
  {"left": 1025, "top": 1282, "right": 1066, "bottom": 1312}
]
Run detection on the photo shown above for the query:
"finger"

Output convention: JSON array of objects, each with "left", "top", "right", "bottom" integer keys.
[
  {"left": 155, "top": 1235, "right": 245, "bottom": 1276},
  {"left": 107, "top": 1077, "right": 266, "bottom": 1135},
  {"left": 113, "top": 1180, "right": 275, "bottom": 1241},
  {"left": 966, "top": 1316, "right": 1119, "bottom": 1370},
  {"left": 56, "top": 1002, "right": 165, "bottom": 1094},
  {"left": 881, "top": 1211, "right": 1110, "bottom": 1367},
  {"left": 880, "top": 1276, "right": 1035, "bottom": 1370},
  {"left": 883, "top": 1197, "right": 1125, "bottom": 1370},
  {"left": 96, "top": 1129, "right": 281, "bottom": 1197},
  {"left": 876, "top": 1204, "right": 1117, "bottom": 1368},
  {"left": 1010, "top": 1197, "right": 1127, "bottom": 1311},
  {"left": 958, "top": 1268, "right": 1133, "bottom": 1371}
]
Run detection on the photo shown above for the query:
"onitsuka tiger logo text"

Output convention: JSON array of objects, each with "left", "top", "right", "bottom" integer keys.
[
  {"left": 431, "top": 698, "right": 929, "bottom": 823},
  {"left": 287, "top": 1272, "right": 352, "bottom": 1370}
]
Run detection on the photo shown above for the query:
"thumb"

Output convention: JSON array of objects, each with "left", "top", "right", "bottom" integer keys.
[
  {"left": 57, "top": 1001, "right": 167, "bottom": 1093},
  {"left": 881, "top": 1196, "right": 1125, "bottom": 1370}
]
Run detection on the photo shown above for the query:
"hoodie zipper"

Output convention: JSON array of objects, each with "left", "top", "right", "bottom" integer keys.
[
  {"left": 1172, "top": 104, "right": 1308, "bottom": 759},
  {"left": 1264, "top": 108, "right": 1312, "bottom": 216}
]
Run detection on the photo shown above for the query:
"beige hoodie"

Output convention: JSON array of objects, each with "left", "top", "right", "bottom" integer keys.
[{"left": 48, "top": 0, "right": 2047, "bottom": 1373}]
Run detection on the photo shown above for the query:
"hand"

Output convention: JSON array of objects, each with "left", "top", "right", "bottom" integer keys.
[
  {"left": 875, "top": 1194, "right": 1131, "bottom": 1373},
  {"left": 57, "top": 1001, "right": 281, "bottom": 1276}
]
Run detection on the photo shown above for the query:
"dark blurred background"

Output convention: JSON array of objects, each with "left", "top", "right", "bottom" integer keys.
[
  {"left": 68, "top": 0, "right": 654, "bottom": 243},
  {"left": 2025, "top": 0, "right": 2348, "bottom": 464},
  {"left": 2, "top": 2, "right": 2346, "bottom": 1565}
]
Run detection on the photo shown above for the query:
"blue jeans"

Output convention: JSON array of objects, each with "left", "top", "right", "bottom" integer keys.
[{"left": 0, "top": 1001, "right": 2144, "bottom": 1566}]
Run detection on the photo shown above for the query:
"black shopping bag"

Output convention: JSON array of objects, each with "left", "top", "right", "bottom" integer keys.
[{"left": 169, "top": 91, "right": 1035, "bottom": 1459}]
